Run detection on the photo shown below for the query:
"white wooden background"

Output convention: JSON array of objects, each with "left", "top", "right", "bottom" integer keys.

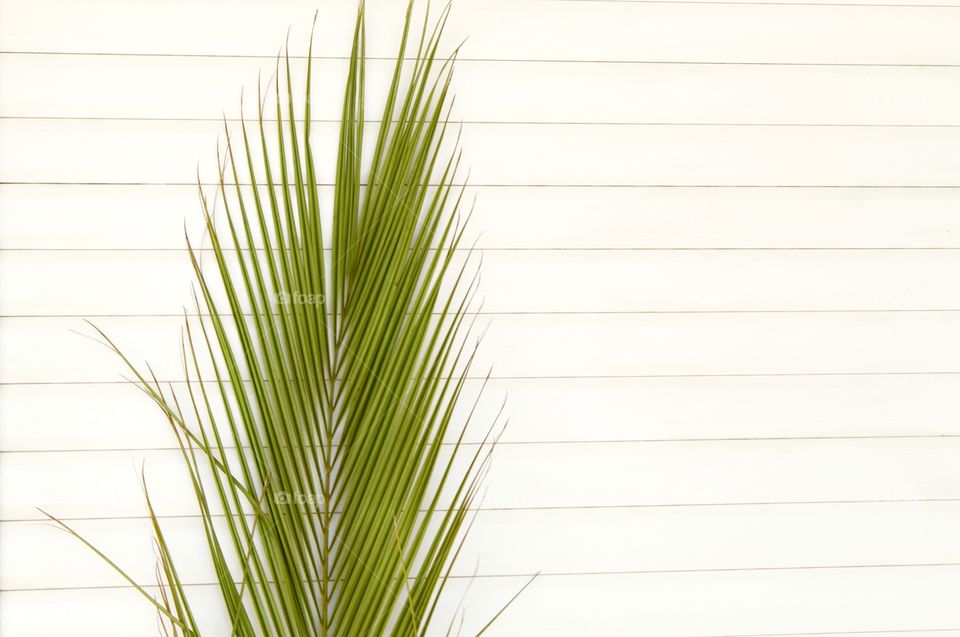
[{"left": 2, "top": 0, "right": 960, "bottom": 634}]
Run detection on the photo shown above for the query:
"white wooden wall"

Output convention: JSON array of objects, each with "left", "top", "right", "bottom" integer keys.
[{"left": 2, "top": 0, "right": 960, "bottom": 634}]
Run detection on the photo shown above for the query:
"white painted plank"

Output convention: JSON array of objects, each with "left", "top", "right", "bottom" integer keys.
[
  {"left": 2, "top": 313, "right": 958, "bottom": 384},
  {"left": 4, "top": 501, "right": 960, "bottom": 589},
  {"left": 3, "top": 185, "right": 959, "bottom": 250},
  {"left": 4, "top": 438, "right": 959, "bottom": 520},
  {"left": 450, "top": 567, "right": 960, "bottom": 636},
  {"left": 4, "top": 120, "right": 960, "bottom": 186},
  {"left": 2, "top": 569, "right": 960, "bottom": 636},
  {"left": 5, "top": 55, "right": 960, "bottom": 125},
  {"left": 3, "top": 249, "right": 958, "bottom": 315},
  {"left": 4, "top": 373, "right": 959, "bottom": 452},
  {"left": 3, "top": 0, "right": 960, "bottom": 65}
]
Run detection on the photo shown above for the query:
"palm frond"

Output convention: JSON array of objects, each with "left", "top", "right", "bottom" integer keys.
[{"left": 45, "top": 2, "right": 531, "bottom": 635}]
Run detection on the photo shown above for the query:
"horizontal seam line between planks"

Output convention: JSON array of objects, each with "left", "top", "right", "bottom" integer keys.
[
  {"left": 5, "top": 563, "right": 960, "bottom": 593},
  {"left": 3, "top": 248, "right": 960, "bottom": 252},
  {"left": 6, "top": 182, "right": 960, "bottom": 189},
  {"left": 4, "top": 372, "right": 960, "bottom": 387},
  {"left": 4, "top": 52, "right": 960, "bottom": 67},
  {"left": 5, "top": 434, "right": 960, "bottom": 454},
  {"left": 6, "top": 116, "right": 960, "bottom": 128},
  {"left": 5, "top": 310, "right": 960, "bottom": 319},
  {"left": 7, "top": 498, "right": 960, "bottom": 524}
]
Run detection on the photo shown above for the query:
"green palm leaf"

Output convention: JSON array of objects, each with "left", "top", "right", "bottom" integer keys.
[{"left": 44, "top": 2, "right": 533, "bottom": 634}]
